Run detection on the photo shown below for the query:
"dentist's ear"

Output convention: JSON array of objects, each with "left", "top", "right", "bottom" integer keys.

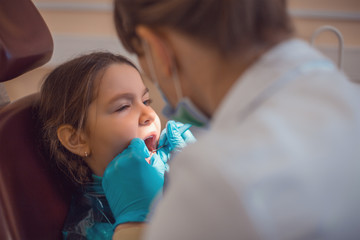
[
  {"left": 57, "top": 124, "right": 90, "bottom": 158},
  {"left": 136, "top": 26, "right": 174, "bottom": 78}
]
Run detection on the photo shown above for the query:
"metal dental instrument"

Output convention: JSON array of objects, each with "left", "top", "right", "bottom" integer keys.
[{"left": 151, "top": 124, "right": 192, "bottom": 153}]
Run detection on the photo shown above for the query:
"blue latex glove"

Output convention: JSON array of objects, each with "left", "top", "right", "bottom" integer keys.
[
  {"left": 155, "top": 120, "right": 196, "bottom": 160},
  {"left": 102, "top": 138, "right": 163, "bottom": 227},
  {"left": 160, "top": 120, "right": 196, "bottom": 151},
  {"left": 150, "top": 121, "right": 196, "bottom": 177}
]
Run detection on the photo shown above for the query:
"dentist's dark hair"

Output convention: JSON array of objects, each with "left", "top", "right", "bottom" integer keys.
[
  {"left": 113, "top": 0, "right": 293, "bottom": 57},
  {"left": 38, "top": 52, "right": 137, "bottom": 185}
]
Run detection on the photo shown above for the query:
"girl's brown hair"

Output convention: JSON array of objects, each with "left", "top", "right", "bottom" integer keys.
[
  {"left": 38, "top": 52, "right": 137, "bottom": 185},
  {"left": 114, "top": 0, "right": 293, "bottom": 57}
]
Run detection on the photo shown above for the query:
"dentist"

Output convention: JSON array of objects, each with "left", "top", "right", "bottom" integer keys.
[{"left": 104, "top": 0, "right": 360, "bottom": 239}]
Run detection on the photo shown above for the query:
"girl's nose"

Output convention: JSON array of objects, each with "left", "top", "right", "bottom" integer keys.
[{"left": 139, "top": 104, "right": 155, "bottom": 126}]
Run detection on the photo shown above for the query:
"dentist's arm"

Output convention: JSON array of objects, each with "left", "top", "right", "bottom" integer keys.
[
  {"left": 102, "top": 139, "right": 163, "bottom": 239},
  {"left": 112, "top": 223, "right": 145, "bottom": 240}
]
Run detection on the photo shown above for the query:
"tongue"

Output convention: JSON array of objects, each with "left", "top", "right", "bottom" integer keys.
[{"left": 144, "top": 137, "right": 154, "bottom": 151}]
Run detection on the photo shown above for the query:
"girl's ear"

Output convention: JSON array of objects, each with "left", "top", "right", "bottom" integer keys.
[
  {"left": 57, "top": 124, "right": 90, "bottom": 158},
  {"left": 136, "top": 26, "right": 174, "bottom": 78}
]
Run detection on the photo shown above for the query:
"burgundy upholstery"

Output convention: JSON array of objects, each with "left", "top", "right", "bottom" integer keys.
[
  {"left": 0, "top": 0, "right": 53, "bottom": 82},
  {"left": 0, "top": 0, "right": 74, "bottom": 239},
  {"left": 0, "top": 94, "right": 74, "bottom": 240}
]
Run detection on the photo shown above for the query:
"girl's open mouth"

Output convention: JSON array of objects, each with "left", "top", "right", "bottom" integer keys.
[{"left": 143, "top": 135, "right": 157, "bottom": 152}]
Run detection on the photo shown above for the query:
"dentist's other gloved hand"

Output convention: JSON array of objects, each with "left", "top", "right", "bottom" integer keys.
[
  {"left": 102, "top": 138, "right": 163, "bottom": 227},
  {"left": 155, "top": 120, "right": 196, "bottom": 163},
  {"left": 150, "top": 121, "right": 196, "bottom": 176}
]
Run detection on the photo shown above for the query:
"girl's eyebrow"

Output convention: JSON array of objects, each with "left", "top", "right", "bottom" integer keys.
[
  {"left": 107, "top": 93, "right": 133, "bottom": 105},
  {"left": 108, "top": 88, "right": 149, "bottom": 105},
  {"left": 143, "top": 88, "right": 149, "bottom": 96}
]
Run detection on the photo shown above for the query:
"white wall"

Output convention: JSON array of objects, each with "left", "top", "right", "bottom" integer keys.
[{"left": 4, "top": 0, "right": 360, "bottom": 104}]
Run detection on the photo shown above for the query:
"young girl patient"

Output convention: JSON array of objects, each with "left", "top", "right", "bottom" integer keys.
[{"left": 38, "top": 52, "right": 194, "bottom": 239}]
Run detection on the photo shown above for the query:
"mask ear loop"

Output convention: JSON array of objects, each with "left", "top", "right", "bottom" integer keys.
[
  {"left": 170, "top": 60, "right": 183, "bottom": 101},
  {"left": 142, "top": 40, "right": 160, "bottom": 87},
  {"left": 310, "top": 25, "right": 344, "bottom": 70},
  {"left": 142, "top": 40, "right": 183, "bottom": 102}
]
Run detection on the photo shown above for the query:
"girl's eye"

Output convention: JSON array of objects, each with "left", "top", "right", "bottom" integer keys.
[
  {"left": 143, "top": 99, "right": 153, "bottom": 106},
  {"left": 116, "top": 105, "right": 130, "bottom": 112}
]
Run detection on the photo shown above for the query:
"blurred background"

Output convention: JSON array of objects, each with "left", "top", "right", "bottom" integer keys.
[{"left": 3, "top": 0, "right": 360, "bottom": 124}]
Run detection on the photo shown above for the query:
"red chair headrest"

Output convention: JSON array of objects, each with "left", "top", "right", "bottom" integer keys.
[{"left": 0, "top": 0, "right": 53, "bottom": 82}]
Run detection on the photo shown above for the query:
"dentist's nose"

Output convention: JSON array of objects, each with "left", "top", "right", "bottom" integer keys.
[{"left": 139, "top": 105, "right": 155, "bottom": 126}]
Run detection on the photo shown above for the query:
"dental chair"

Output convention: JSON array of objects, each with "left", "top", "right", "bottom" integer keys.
[{"left": 0, "top": 0, "right": 74, "bottom": 239}]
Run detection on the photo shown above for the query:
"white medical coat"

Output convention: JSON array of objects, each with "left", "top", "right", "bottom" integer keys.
[{"left": 145, "top": 39, "right": 360, "bottom": 240}]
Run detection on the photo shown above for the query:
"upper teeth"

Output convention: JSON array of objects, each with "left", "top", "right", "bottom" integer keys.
[{"left": 144, "top": 136, "right": 153, "bottom": 141}]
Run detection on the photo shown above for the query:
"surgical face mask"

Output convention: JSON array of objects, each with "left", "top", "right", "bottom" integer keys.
[{"left": 142, "top": 41, "right": 210, "bottom": 128}]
